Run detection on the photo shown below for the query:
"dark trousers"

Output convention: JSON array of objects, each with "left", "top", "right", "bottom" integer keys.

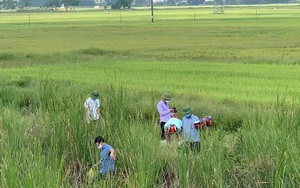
[
  {"left": 187, "top": 142, "right": 201, "bottom": 152},
  {"left": 160, "top": 122, "right": 166, "bottom": 139},
  {"left": 98, "top": 171, "right": 115, "bottom": 180}
]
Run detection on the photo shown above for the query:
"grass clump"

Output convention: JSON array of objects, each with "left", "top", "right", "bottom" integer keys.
[
  {"left": 79, "top": 48, "right": 115, "bottom": 56},
  {"left": 1, "top": 79, "right": 299, "bottom": 187},
  {"left": 0, "top": 52, "right": 15, "bottom": 61}
]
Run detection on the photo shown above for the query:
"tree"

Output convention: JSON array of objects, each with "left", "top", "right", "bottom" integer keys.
[
  {"left": 79, "top": 0, "right": 94, "bottom": 6},
  {"left": 62, "top": 0, "right": 80, "bottom": 10},
  {"left": 2, "top": 0, "right": 17, "bottom": 9},
  {"left": 111, "top": 0, "right": 132, "bottom": 9},
  {"left": 19, "top": 0, "right": 32, "bottom": 8},
  {"left": 187, "top": 0, "right": 204, "bottom": 5},
  {"left": 44, "top": 0, "right": 61, "bottom": 10},
  {"left": 134, "top": 0, "right": 147, "bottom": 6},
  {"left": 242, "top": 0, "right": 261, "bottom": 4},
  {"left": 101, "top": 0, "right": 108, "bottom": 9},
  {"left": 166, "top": 0, "right": 176, "bottom": 5}
]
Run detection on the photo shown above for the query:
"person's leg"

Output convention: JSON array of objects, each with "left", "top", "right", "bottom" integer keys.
[
  {"left": 189, "top": 142, "right": 194, "bottom": 151},
  {"left": 195, "top": 142, "right": 200, "bottom": 152},
  {"left": 190, "top": 142, "right": 200, "bottom": 152},
  {"left": 109, "top": 170, "right": 115, "bottom": 180},
  {"left": 98, "top": 172, "right": 106, "bottom": 180},
  {"left": 179, "top": 127, "right": 183, "bottom": 137},
  {"left": 160, "top": 122, "right": 166, "bottom": 139},
  {"left": 165, "top": 132, "right": 170, "bottom": 142}
]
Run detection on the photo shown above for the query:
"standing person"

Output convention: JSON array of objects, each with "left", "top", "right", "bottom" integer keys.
[
  {"left": 164, "top": 115, "right": 182, "bottom": 143},
  {"left": 182, "top": 106, "right": 201, "bottom": 152},
  {"left": 157, "top": 93, "right": 175, "bottom": 140},
  {"left": 94, "top": 136, "right": 116, "bottom": 178},
  {"left": 84, "top": 91, "right": 100, "bottom": 124}
]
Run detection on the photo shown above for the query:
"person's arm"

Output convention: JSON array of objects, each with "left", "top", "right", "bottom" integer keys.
[
  {"left": 177, "top": 120, "right": 182, "bottom": 133},
  {"left": 157, "top": 102, "right": 173, "bottom": 116},
  {"left": 110, "top": 149, "right": 116, "bottom": 160},
  {"left": 97, "top": 99, "right": 101, "bottom": 117},
  {"left": 201, "top": 117, "right": 207, "bottom": 126},
  {"left": 96, "top": 108, "right": 100, "bottom": 117},
  {"left": 84, "top": 100, "right": 90, "bottom": 111}
]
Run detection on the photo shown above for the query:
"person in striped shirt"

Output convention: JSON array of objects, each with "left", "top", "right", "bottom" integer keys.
[{"left": 84, "top": 91, "right": 100, "bottom": 123}]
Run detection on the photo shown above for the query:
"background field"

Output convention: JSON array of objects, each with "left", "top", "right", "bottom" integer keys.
[{"left": 1, "top": 5, "right": 300, "bottom": 187}]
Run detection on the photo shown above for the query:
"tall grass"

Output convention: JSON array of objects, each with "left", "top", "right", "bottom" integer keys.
[
  {"left": 1, "top": 5, "right": 300, "bottom": 187},
  {"left": 1, "top": 78, "right": 300, "bottom": 187}
]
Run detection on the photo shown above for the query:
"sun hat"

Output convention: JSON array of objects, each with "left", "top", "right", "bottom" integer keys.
[
  {"left": 162, "top": 93, "right": 172, "bottom": 100},
  {"left": 182, "top": 106, "right": 192, "bottom": 115},
  {"left": 91, "top": 91, "right": 99, "bottom": 99}
]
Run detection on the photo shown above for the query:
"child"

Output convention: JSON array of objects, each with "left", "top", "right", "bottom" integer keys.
[{"left": 94, "top": 136, "right": 116, "bottom": 178}]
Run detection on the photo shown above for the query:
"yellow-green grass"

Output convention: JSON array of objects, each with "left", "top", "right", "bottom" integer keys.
[
  {"left": 1, "top": 6, "right": 300, "bottom": 187},
  {"left": 1, "top": 5, "right": 300, "bottom": 105},
  {"left": 1, "top": 77, "right": 300, "bottom": 187},
  {"left": 1, "top": 6, "right": 300, "bottom": 64},
  {"left": 1, "top": 60, "right": 300, "bottom": 105}
]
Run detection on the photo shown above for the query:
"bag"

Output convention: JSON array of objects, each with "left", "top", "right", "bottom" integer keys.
[
  {"left": 194, "top": 119, "right": 204, "bottom": 129},
  {"left": 205, "top": 116, "right": 213, "bottom": 127},
  {"left": 169, "top": 124, "right": 177, "bottom": 134}
]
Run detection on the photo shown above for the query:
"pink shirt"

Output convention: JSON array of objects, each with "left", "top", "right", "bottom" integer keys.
[{"left": 157, "top": 100, "right": 172, "bottom": 123}]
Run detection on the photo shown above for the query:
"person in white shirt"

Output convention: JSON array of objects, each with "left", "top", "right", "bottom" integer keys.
[{"left": 84, "top": 91, "right": 100, "bottom": 123}]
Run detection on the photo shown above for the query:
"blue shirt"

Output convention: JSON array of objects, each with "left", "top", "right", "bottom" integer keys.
[
  {"left": 182, "top": 114, "right": 200, "bottom": 142},
  {"left": 164, "top": 118, "right": 182, "bottom": 132},
  {"left": 99, "top": 143, "right": 115, "bottom": 174}
]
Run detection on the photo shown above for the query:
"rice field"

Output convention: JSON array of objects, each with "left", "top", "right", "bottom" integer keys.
[{"left": 1, "top": 5, "right": 300, "bottom": 187}]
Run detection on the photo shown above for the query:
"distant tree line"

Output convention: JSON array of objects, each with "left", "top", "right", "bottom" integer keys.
[
  {"left": 156, "top": 0, "right": 297, "bottom": 6},
  {"left": 43, "top": 0, "right": 80, "bottom": 10},
  {"left": 0, "top": 0, "right": 31, "bottom": 9},
  {"left": 0, "top": 0, "right": 133, "bottom": 9},
  {"left": 0, "top": 0, "right": 299, "bottom": 10}
]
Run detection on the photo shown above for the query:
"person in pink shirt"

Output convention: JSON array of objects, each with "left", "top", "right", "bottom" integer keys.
[{"left": 157, "top": 93, "right": 175, "bottom": 140}]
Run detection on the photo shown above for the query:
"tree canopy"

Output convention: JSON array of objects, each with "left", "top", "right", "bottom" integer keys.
[{"left": 111, "top": 0, "right": 132, "bottom": 9}]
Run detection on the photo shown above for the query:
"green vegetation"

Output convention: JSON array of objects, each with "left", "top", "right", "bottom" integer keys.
[{"left": 1, "top": 5, "right": 300, "bottom": 187}]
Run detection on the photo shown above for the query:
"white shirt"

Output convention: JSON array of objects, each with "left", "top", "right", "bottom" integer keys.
[{"left": 84, "top": 97, "right": 100, "bottom": 120}]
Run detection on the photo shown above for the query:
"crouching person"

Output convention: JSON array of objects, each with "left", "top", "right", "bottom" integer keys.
[
  {"left": 95, "top": 136, "right": 116, "bottom": 179},
  {"left": 164, "top": 115, "right": 182, "bottom": 143}
]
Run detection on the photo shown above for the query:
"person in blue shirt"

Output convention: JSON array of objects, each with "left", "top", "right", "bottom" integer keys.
[
  {"left": 181, "top": 106, "right": 201, "bottom": 152},
  {"left": 94, "top": 136, "right": 116, "bottom": 178}
]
